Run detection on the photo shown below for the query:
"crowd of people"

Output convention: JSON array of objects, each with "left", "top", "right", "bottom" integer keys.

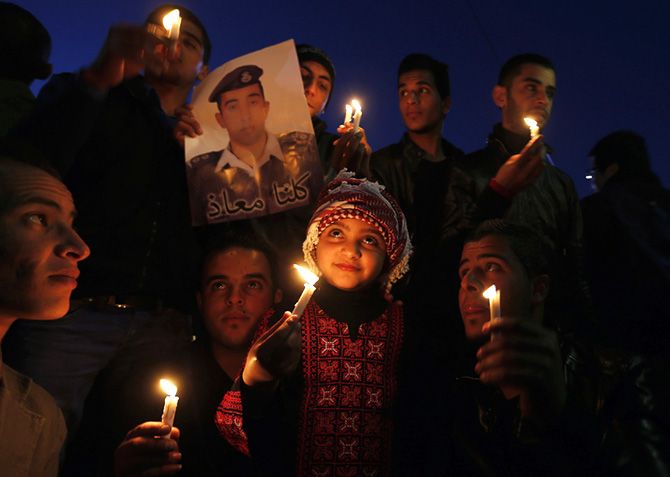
[{"left": 1, "top": 2, "right": 668, "bottom": 477}]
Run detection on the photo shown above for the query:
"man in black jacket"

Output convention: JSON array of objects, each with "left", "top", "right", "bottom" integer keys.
[
  {"left": 371, "top": 53, "right": 462, "bottom": 243},
  {"left": 3, "top": 3, "right": 211, "bottom": 446}
]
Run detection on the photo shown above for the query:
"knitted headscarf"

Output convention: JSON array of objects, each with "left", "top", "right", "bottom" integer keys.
[{"left": 302, "top": 170, "right": 412, "bottom": 292}]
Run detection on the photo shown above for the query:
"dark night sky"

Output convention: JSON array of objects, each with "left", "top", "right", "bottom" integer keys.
[{"left": 20, "top": 0, "right": 670, "bottom": 197}]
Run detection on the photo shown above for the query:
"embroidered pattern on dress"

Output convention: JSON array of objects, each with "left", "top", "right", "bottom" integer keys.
[{"left": 297, "top": 301, "right": 403, "bottom": 476}]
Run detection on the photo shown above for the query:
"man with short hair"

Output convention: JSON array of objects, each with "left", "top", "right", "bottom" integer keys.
[
  {"left": 4, "top": 3, "right": 210, "bottom": 445},
  {"left": 441, "top": 219, "right": 599, "bottom": 475},
  {"left": 369, "top": 54, "right": 463, "bottom": 379},
  {"left": 371, "top": 53, "right": 463, "bottom": 242},
  {"left": 114, "top": 234, "right": 282, "bottom": 477},
  {"left": 445, "top": 53, "right": 588, "bottom": 334},
  {"left": 0, "top": 157, "right": 89, "bottom": 476}
]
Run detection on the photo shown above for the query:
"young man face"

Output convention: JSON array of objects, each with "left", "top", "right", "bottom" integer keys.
[
  {"left": 0, "top": 164, "right": 90, "bottom": 321},
  {"left": 494, "top": 63, "right": 556, "bottom": 135},
  {"left": 145, "top": 18, "right": 209, "bottom": 87},
  {"left": 316, "top": 218, "right": 386, "bottom": 291},
  {"left": 397, "top": 69, "right": 451, "bottom": 135},
  {"left": 301, "top": 60, "right": 332, "bottom": 118},
  {"left": 197, "top": 247, "right": 281, "bottom": 351},
  {"left": 458, "top": 234, "right": 540, "bottom": 341},
  {"left": 215, "top": 83, "right": 270, "bottom": 149}
]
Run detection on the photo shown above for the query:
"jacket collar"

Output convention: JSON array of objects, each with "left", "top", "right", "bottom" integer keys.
[{"left": 400, "top": 133, "right": 462, "bottom": 172}]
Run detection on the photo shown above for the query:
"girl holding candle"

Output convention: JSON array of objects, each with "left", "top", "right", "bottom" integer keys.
[{"left": 216, "top": 170, "right": 412, "bottom": 477}]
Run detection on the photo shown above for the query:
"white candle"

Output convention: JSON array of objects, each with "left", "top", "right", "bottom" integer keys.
[
  {"left": 483, "top": 284, "right": 501, "bottom": 322},
  {"left": 159, "top": 378, "right": 179, "bottom": 436},
  {"left": 524, "top": 117, "right": 539, "bottom": 138},
  {"left": 351, "top": 99, "right": 362, "bottom": 133},
  {"left": 344, "top": 104, "right": 353, "bottom": 125},
  {"left": 291, "top": 264, "right": 319, "bottom": 318}
]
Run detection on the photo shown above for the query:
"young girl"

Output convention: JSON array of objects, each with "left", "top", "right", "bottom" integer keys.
[{"left": 216, "top": 171, "right": 412, "bottom": 476}]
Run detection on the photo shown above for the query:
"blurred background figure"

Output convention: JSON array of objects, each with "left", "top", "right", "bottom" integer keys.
[
  {"left": 0, "top": 2, "right": 52, "bottom": 137},
  {"left": 582, "top": 130, "right": 670, "bottom": 354}
]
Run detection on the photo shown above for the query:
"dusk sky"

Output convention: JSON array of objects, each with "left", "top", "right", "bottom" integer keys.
[{"left": 21, "top": 0, "right": 669, "bottom": 197}]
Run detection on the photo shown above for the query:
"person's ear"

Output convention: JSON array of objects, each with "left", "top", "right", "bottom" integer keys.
[
  {"left": 492, "top": 85, "right": 507, "bottom": 109},
  {"left": 273, "top": 288, "right": 283, "bottom": 305},
  {"left": 530, "top": 274, "right": 550, "bottom": 305},
  {"left": 197, "top": 64, "right": 209, "bottom": 82},
  {"left": 215, "top": 110, "right": 225, "bottom": 129},
  {"left": 441, "top": 95, "right": 452, "bottom": 115}
]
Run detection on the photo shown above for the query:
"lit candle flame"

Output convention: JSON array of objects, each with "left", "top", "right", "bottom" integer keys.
[
  {"left": 524, "top": 117, "right": 539, "bottom": 137},
  {"left": 483, "top": 284, "right": 497, "bottom": 300},
  {"left": 162, "top": 9, "right": 181, "bottom": 31},
  {"left": 351, "top": 99, "right": 362, "bottom": 113},
  {"left": 293, "top": 264, "right": 319, "bottom": 286},
  {"left": 160, "top": 378, "right": 177, "bottom": 397}
]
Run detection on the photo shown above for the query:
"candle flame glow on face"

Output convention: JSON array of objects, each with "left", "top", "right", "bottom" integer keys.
[
  {"left": 160, "top": 378, "right": 177, "bottom": 396},
  {"left": 351, "top": 99, "right": 362, "bottom": 113},
  {"left": 162, "top": 9, "right": 181, "bottom": 30},
  {"left": 483, "top": 284, "right": 497, "bottom": 300},
  {"left": 294, "top": 264, "right": 319, "bottom": 286}
]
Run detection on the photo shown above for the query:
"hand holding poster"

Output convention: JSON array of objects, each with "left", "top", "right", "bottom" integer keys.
[{"left": 185, "top": 40, "right": 322, "bottom": 226}]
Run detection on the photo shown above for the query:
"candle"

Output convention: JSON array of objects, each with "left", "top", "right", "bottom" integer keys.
[
  {"left": 159, "top": 378, "right": 179, "bottom": 436},
  {"left": 344, "top": 104, "right": 353, "bottom": 125},
  {"left": 162, "top": 9, "right": 182, "bottom": 55},
  {"left": 483, "top": 284, "right": 501, "bottom": 322},
  {"left": 162, "top": 9, "right": 182, "bottom": 40},
  {"left": 351, "top": 99, "right": 362, "bottom": 133},
  {"left": 524, "top": 117, "right": 539, "bottom": 138},
  {"left": 291, "top": 264, "right": 319, "bottom": 318}
]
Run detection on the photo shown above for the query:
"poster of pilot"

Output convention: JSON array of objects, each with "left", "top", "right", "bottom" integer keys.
[{"left": 185, "top": 39, "right": 323, "bottom": 225}]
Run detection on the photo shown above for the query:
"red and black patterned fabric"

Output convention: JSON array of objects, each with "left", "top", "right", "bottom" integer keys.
[{"left": 216, "top": 300, "right": 404, "bottom": 476}]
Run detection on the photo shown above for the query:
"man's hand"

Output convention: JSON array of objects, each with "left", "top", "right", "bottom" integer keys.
[
  {"left": 476, "top": 317, "right": 566, "bottom": 424},
  {"left": 242, "top": 312, "right": 302, "bottom": 386},
  {"left": 82, "top": 25, "right": 167, "bottom": 92},
  {"left": 329, "top": 124, "right": 372, "bottom": 178},
  {"left": 493, "top": 135, "right": 545, "bottom": 196},
  {"left": 114, "top": 422, "right": 181, "bottom": 477},
  {"left": 174, "top": 104, "right": 203, "bottom": 147}
]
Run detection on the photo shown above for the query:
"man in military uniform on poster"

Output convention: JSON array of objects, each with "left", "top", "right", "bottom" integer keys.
[{"left": 188, "top": 65, "right": 319, "bottom": 225}]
